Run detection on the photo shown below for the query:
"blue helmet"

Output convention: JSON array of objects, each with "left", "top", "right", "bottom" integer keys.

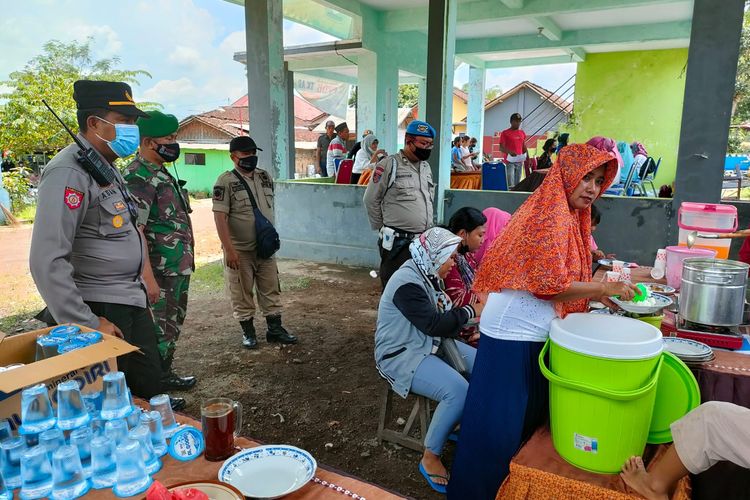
[{"left": 405, "top": 120, "right": 436, "bottom": 138}]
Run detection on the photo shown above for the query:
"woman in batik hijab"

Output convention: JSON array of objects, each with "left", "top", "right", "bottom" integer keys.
[
  {"left": 374, "top": 227, "right": 483, "bottom": 494},
  {"left": 448, "top": 144, "right": 637, "bottom": 499}
]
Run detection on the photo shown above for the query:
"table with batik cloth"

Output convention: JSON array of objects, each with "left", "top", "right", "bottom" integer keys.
[
  {"left": 496, "top": 265, "right": 750, "bottom": 499},
  {"left": 86, "top": 404, "right": 405, "bottom": 500},
  {"left": 450, "top": 171, "right": 482, "bottom": 190}
]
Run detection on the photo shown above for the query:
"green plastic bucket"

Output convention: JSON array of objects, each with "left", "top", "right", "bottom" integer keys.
[
  {"left": 540, "top": 341, "right": 663, "bottom": 473},
  {"left": 549, "top": 314, "right": 663, "bottom": 391}
]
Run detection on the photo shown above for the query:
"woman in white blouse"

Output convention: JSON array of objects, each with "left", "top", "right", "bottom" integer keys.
[{"left": 352, "top": 134, "right": 385, "bottom": 184}]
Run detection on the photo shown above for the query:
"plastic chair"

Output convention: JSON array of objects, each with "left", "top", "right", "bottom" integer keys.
[
  {"left": 605, "top": 161, "right": 638, "bottom": 196},
  {"left": 335, "top": 159, "right": 353, "bottom": 184},
  {"left": 631, "top": 157, "right": 660, "bottom": 197},
  {"left": 481, "top": 162, "right": 508, "bottom": 191}
]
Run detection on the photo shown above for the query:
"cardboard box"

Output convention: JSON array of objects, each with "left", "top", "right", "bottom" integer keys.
[{"left": 0, "top": 324, "right": 138, "bottom": 431}]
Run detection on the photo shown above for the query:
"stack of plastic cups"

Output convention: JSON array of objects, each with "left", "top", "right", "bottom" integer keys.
[
  {"left": 19, "top": 445, "right": 53, "bottom": 499},
  {"left": 69, "top": 427, "right": 93, "bottom": 479},
  {"left": 101, "top": 372, "right": 133, "bottom": 421},
  {"left": 104, "top": 420, "right": 129, "bottom": 447},
  {"left": 1, "top": 437, "right": 26, "bottom": 490},
  {"left": 125, "top": 390, "right": 142, "bottom": 430},
  {"left": 0, "top": 467, "right": 11, "bottom": 500},
  {"left": 140, "top": 411, "right": 168, "bottom": 457},
  {"left": 83, "top": 390, "right": 105, "bottom": 436},
  {"left": 19, "top": 384, "right": 56, "bottom": 436},
  {"left": 604, "top": 271, "right": 620, "bottom": 283},
  {"left": 149, "top": 394, "right": 179, "bottom": 438},
  {"left": 56, "top": 381, "right": 90, "bottom": 431},
  {"left": 651, "top": 249, "right": 667, "bottom": 280},
  {"left": 50, "top": 444, "right": 89, "bottom": 499},
  {"left": 48, "top": 325, "right": 80, "bottom": 339},
  {"left": 129, "top": 425, "right": 161, "bottom": 475},
  {"left": 90, "top": 436, "right": 117, "bottom": 489},
  {"left": 620, "top": 267, "right": 632, "bottom": 284},
  {"left": 113, "top": 439, "right": 151, "bottom": 497},
  {"left": 35, "top": 335, "right": 68, "bottom": 361},
  {"left": 0, "top": 421, "right": 11, "bottom": 442}
]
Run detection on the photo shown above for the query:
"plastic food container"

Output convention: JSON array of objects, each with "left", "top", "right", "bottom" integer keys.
[
  {"left": 677, "top": 202, "right": 737, "bottom": 259},
  {"left": 665, "top": 246, "right": 717, "bottom": 290}
]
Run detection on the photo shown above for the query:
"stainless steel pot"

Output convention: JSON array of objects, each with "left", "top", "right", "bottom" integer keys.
[{"left": 680, "top": 258, "right": 749, "bottom": 326}]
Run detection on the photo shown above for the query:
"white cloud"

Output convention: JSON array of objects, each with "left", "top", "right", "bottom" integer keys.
[
  {"left": 283, "top": 20, "right": 337, "bottom": 47},
  {"left": 219, "top": 30, "right": 246, "bottom": 55},
  {"left": 169, "top": 45, "right": 204, "bottom": 68},
  {"left": 142, "top": 77, "right": 197, "bottom": 104},
  {"left": 73, "top": 24, "right": 122, "bottom": 58}
]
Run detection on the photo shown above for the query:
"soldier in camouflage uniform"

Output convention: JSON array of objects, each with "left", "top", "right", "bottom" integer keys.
[{"left": 124, "top": 110, "right": 197, "bottom": 391}]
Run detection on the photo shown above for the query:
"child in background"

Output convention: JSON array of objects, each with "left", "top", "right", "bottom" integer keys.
[{"left": 591, "top": 205, "right": 615, "bottom": 261}]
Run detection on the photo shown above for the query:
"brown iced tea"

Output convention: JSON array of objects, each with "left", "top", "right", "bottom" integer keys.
[{"left": 201, "top": 398, "right": 241, "bottom": 461}]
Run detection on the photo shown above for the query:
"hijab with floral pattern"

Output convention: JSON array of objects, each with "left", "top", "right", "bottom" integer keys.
[{"left": 409, "top": 227, "right": 462, "bottom": 312}]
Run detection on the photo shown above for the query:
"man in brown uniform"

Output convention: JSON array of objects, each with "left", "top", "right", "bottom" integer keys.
[{"left": 212, "top": 136, "right": 297, "bottom": 349}]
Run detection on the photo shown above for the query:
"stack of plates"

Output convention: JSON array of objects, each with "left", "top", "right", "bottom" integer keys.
[{"left": 662, "top": 337, "right": 715, "bottom": 366}]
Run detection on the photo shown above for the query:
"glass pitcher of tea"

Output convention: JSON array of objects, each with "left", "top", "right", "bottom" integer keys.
[{"left": 201, "top": 398, "right": 243, "bottom": 461}]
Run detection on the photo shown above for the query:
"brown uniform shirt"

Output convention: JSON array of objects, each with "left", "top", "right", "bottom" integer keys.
[{"left": 212, "top": 168, "right": 275, "bottom": 252}]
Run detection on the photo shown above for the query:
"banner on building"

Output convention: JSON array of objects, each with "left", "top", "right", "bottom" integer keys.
[{"left": 294, "top": 73, "right": 350, "bottom": 119}]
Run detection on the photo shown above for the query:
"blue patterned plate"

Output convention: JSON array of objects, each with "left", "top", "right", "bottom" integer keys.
[{"left": 218, "top": 445, "right": 317, "bottom": 499}]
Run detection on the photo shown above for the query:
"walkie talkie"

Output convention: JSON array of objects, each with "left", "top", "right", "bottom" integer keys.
[{"left": 41, "top": 99, "right": 115, "bottom": 187}]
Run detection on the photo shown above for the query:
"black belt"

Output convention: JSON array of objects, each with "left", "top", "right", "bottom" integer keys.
[{"left": 385, "top": 227, "right": 417, "bottom": 240}]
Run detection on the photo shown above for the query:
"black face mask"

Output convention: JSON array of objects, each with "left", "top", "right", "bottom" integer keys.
[
  {"left": 412, "top": 144, "right": 432, "bottom": 161},
  {"left": 238, "top": 156, "right": 258, "bottom": 171},
  {"left": 154, "top": 142, "right": 180, "bottom": 163},
  {"left": 469, "top": 145, "right": 475, "bottom": 153}
]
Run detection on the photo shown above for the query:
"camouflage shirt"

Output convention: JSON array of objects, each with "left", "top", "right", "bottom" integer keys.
[{"left": 124, "top": 155, "right": 195, "bottom": 276}]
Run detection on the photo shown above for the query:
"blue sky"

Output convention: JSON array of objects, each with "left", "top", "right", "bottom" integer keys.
[{"left": 0, "top": 0, "right": 575, "bottom": 119}]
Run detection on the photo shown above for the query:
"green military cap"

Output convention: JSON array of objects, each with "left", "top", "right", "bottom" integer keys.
[{"left": 136, "top": 110, "right": 179, "bottom": 138}]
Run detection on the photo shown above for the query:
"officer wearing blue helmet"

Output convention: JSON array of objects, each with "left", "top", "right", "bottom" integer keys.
[{"left": 364, "top": 120, "right": 436, "bottom": 287}]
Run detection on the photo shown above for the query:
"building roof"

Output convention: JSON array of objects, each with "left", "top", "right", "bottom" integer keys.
[
  {"left": 484, "top": 81, "right": 573, "bottom": 114},
  {"left": 452, "top": 88, "right": 468, "bottom": 103}
]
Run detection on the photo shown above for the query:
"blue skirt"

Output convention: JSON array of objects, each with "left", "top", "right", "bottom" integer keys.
[{"left": 447, "top": 335, "right": 549, "bottom": 499}]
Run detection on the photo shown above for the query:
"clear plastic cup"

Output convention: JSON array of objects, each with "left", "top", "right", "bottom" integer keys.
[
  {"left": 90, "top": 415, "right": 106, "bottom": 437},
  {"left": 1, "top": 436, "right": 27, "bottom": 489},
  {"left": 89, "top": 436, "right": 116, "bottom": 489},
  {"left": 69, "top": 427, "right": 92, "bottom": 479},
  {"left": 128, "top": 425, "right": 161, "bottom": 475},
  {"left": 20, "top": 445, "right": 53, "bottom": 499},
  {"left": 81, "top": 391, "right": 103, "bottom": 415},
  {"left": 100, "top": 372, "right": 132, "bottom": 421},
  {"left": 140, "top": 411, "right": 167, "bottom": 457},
  {"left": 125, "top": 406, "right": 142, "bottom": 431},
  {"left": 56, "top": 381, "right": 90, "bottom": 431},
  {"left": 19, "top": 384, "right": 56, "bottom": 434},
  {"left": 149, "top": 394, "right": 178, "bottom": 437},
  {"left": 113, "top": 439, "right": 151, "bottom": 497},
  {"left": 39, "top": 428, "right": 65, "bottom": 462},
  {"left": 50, "top": 445, "right": 89, "bottom": 499},
  {"left": 104, "top": 419, "right": 128, "bottom": 446},
  {"left": 0, "top": 464, "right": 11, "bottom": 499},
  {"left": 0, "top": 420, "right": 11, "bottom": 442}
]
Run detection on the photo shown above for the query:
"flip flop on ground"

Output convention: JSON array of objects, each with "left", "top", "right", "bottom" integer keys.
[{"left": 419, "top": 461, "right": 448, "bottom": 494}]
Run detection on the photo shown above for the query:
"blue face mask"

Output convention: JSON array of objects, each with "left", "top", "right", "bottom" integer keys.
[{"left": 95, "top": 117, "right": 140, "bottom": 158}]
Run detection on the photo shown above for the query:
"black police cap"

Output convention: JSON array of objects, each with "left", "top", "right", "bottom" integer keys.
[
  {"left": 73, "top": 80, "right": 149, "bottom": 118},
  {"left": 229, "top": 136, "right": 263, "bottom": 153}
]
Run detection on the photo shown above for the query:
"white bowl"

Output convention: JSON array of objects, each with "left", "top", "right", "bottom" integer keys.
[{"left": 218, "top": 445, "right": 316, "bottom": 499}]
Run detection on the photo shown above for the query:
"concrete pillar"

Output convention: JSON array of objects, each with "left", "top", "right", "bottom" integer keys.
[
  {"left": 466, "top": 65, "right": 486, "bottom": 144},
  {"left": 357, "top": 50, "right": 399, "bottom": 154},
  {"left": 425, "top": 0, "right": 457, "bottom": 223},
  {"left": 418, "top": 77, "right": 427, "bottom": 120},
  {"left": 673, "top": 0, "right": 744, "bottom": 209},
  {"left": 244, "top": 0, "right": 290, "bottom": 179}
]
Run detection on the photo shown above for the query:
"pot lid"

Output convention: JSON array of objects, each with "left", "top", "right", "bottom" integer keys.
[{"left": 648, "top": 351, "right": 701, "bottom": 444}]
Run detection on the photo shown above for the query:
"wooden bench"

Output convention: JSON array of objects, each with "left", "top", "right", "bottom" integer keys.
[{"left": 376, "top": 382, "right": 432, "bottom": 452}]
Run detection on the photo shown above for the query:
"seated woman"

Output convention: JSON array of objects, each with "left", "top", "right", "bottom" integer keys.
[
  {"left": 536, "top": 138, "right": 557, "bottom": 172},
  {"left": 444, "top": 207, "right": 488, "bottom": 347},
  {"left": 352, "top": 134, "right": 384, "bottom": 185},
  {"left": 374, "top": 227, "right": 483, "bottom": 494},
  {"left": 586, "top": 136, "right": 622, "bottom": 182},
  {"left": 448, "top": 144, "right": 637, "bottom": 499},
  {"left": 474, "top": 208, "right": 512, "bottom": 264}
]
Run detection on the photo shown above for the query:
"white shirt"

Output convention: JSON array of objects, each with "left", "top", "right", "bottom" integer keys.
[
  {"left": 353, "top": 148, "right": 372, "bottom": 174},
  {"left": 461, "top": 146, "right": 473, "bottom": 169},
  {"left": 479, "top": 290, "right": 557, "bottom": 342}
]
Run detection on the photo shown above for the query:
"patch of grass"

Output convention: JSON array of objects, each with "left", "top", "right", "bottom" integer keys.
[
  {"left": 16, "top": 204, "right": 36, "bottom": 222},
  {"left": 0, "top": 310, "right": 38, "bottom": 333},
  {"left": 191, "top": 260, "right": 224, "bottom": 294},
  {"left": 281, "top": 276, "right": 311, "bottom": 291}
]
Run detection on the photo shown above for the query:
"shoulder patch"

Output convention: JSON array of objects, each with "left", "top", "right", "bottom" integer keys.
[
  {"left": 213, "top": 186, "right": 225, "bottom": 201},
  {"left": 64, "top": 187, "right": 84, "bottom": 210},
  {"left": 373, "top": 165, "right": 385, "bottom": 183}
]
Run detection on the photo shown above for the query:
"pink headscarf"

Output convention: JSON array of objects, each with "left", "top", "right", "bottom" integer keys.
[
  {"left": 586, "top": 136, "right": 622, "bottom": 182},
  {"left": 475, "top": 207, "right": 512, "bottom": 263}
]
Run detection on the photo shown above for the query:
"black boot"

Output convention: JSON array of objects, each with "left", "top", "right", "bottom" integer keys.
[
  {"left": 170, "top": 396, "right": 187, "bottom": 412},
  {"left": 241, "top": 319, "right": 258, "bottom": 349},
  {"left": 266, "top": 315, "right": 298, "bottom": 344},
  {"left": 161, "top": 353, "right": 197, "bottom": 391}
]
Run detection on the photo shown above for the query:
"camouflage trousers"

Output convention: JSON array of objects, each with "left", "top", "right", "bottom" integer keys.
[{"left": 151, "top": 274, "right": 191, "bottom": 361}]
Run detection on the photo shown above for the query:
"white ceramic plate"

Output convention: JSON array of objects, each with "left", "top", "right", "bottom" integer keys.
[
  {"left": 611, "top": 293, "right": 673, "bottom": 315},
  {"left": 218, "top": 445, "right": 316, "bottom": 499},
  {"left": 663, "top": 337, "right": 713, "bottom": 358},
  {"left": 640, "top": 283, "right": 676, "bottom": 295}
]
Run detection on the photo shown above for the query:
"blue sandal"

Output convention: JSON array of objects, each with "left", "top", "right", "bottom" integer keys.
[{"left": 419, "top": 461, "right": 448, "bottom": 494}]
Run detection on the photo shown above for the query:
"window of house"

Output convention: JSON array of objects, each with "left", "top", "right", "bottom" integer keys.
[{"left": 184, "top": 153, "right": 206, "bottom": 165}]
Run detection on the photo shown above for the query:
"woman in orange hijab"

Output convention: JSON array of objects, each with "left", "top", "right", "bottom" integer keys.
[{"left": 448, "top": 144, "right": 637, "bottom": 499}]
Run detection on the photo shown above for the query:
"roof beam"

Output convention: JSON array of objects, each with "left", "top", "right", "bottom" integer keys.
[
  {"left": 456, "top": 21, "right": 691, "bottom": 54},
  {"left": 484, "top": 55, "right": 577, "bottom": 69},
  {"left": 500, "top": 0, "right": 524, "bottom": 7},
  {"left": 298, "top": 70, "right": 357, "bottom": 85},
  {"left": 567, "top": 47, "right": 587, "bottom": 62},
  {"left": 286, "top": 54, "right": 359, "bottom": 72},
  {"left": 531, "top": 16, "right": 562, "bottom": 41},
  {"left": 457, "top": 54, "right": 486, "bottom": 69},
  {"left": 383, "top": 0, "right": 689, "bottom": 32},
  {"left": 284, "top": 0, "right": 355, "bottom": 40}
]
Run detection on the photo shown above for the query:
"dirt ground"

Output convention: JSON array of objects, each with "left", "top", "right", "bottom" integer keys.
[{"left": 0, "top": 199, "right": 445, "bottom": 499}]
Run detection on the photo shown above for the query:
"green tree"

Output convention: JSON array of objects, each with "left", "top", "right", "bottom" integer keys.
[
  {"left": 0, "top": 38, "right": 152, "bottom": 157},
  {"left": 460, "top": 82, "right": 502, "bottom": 102},
  {"left": 398, "top": 84, "right": 419, "bottom": 107},
  {"left": 728, "top": 3, "right": 750, "bottom": 153}
]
